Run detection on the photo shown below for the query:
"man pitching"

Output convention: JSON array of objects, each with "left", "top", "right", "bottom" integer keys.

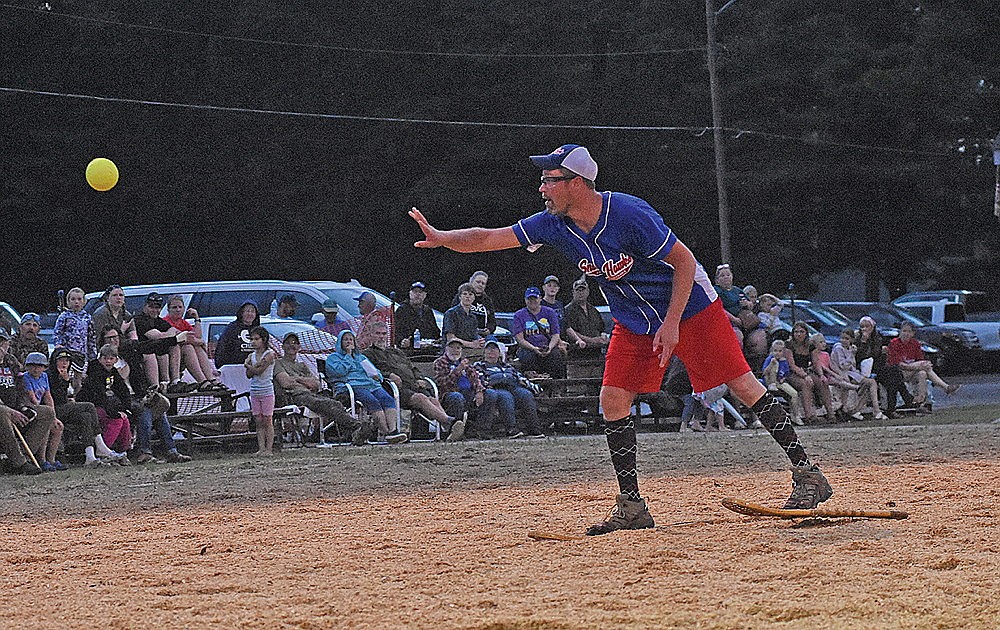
[{"left": 409, "top": 144, "right": 832, "bottom": 535}]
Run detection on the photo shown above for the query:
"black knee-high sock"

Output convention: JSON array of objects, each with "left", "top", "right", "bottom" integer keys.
[
  {"left": 751, "top": 392, "right": 811, "bottom": 468},
  {"left": 604, "top": 416, "right": 641, "bottom": 501}
]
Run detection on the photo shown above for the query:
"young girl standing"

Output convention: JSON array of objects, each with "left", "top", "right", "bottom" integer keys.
[
  {"left": 244, "top": 326, "right": 276, "bottom": 455},
  {"left": 53, "top": 287, "right": 97, "bottom": 390}
]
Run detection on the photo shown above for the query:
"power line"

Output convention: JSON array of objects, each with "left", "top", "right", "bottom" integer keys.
[
  {"left": 0, "top": 85, "right": 956, "bottom": 156},
  {"left": 1, "top": 3, "right": 705, "bottom": 58}
]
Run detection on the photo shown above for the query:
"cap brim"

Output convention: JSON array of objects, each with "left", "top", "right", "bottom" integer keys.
[{"left": 530, "top": 154, "right": 562, "bottom": 170}]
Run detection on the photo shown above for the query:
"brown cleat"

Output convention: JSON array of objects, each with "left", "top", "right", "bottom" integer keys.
[
  {"left": 783, "top": 465, "right": 833, "bottom": 509},
  {"left": 586, "top": 494, "right": 655, "bottom": 536}
]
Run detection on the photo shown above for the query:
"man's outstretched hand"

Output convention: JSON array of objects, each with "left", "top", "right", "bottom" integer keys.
[{"left": 409, "top": 207, "right": 442, "bottom": 249}]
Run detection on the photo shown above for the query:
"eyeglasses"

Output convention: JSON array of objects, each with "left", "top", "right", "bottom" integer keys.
[
  {"left": 539, "top": 175, "right": 578, "bottom": 187},
  {"left": 21, "top": 313, "right": 41, "bottom": 323}
]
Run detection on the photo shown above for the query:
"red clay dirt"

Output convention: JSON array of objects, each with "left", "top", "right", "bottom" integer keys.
[{"left": 2, "top": 421, "right": 998, "bottom": 628}]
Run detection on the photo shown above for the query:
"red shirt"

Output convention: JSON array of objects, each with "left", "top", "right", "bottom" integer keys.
[
  {"left": 163, "top": 314, "right": 195, "bottom": 332},
  {"left": 886, "top": 337, "right": 924, "bottom": 366}
]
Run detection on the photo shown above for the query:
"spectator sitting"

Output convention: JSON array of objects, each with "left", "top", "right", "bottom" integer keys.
[
  {"left": 887, "top": 321, "right": 959, "bottom": 414},
  {"left": 77, "top": 344, "right": 134, "bottom": 465},
  {"left": 20, "top": 352, "right": 65, "bottom": 471},
  {"left": 133, "top": 292, "right": 188, "bottom": 393},
  {"left": 53, "top": 286, "right": 97, "bottom": 389},
  {"left": 473, "top": 338, "right": 544, "bottom": 439},
  {"left": 433, "top": 338, "right": 498, "bottom": 438},
  {"left": 830, "top": 329, "right": 886, "bottom": 421},
  {"left": 0, "top": 330, "right": 53, "bottom": 475},
  {"left": 351, "top": 291, "right": 387, "bottom": 351},
  {"left": 785, "top": 321, "right": 834, "bottom": 423},
  {"left": 855, "top": 316, "right": 913, "bottom": 418},
  {"left": 316, "top": 299, "right": 349, "bottom": 336},
  {"left": 215, "top": 301, "right": 260, "bottom": 367},
  {"left": 162, "top": 295, "right": 226, "bottom": 391},
  {"left": 10, "top": 312, "right": 49, "bottom": 365},
  {"left": 744, "top": 289, "right": 778, "bottom": 368},
  {"left": 91, "top": 284, "right": 138, "bottom": 344},
  {"left": 326, "top": 331, "right": 407, "bottom": 444},
  {"left": 692, "top": 384, "right": 730, "bottom": 432},
  {"left": 99, "top": 327, "right": 190, "bottom": 464},
  {"left": 810, "top": 333, "right": 850, "bottom": 417},
  {"left": 47, "top": 347, "right": 120, "bottom": 468},
  {"left": 273, "top": 332, "right": 371, "bottom": 446},
  {"left": 713, "top": 265, "right": 747, "bottom": 346},
  {"left": 562, "top": 276, "right": 609, "bottom": 357},
  {"left": 451, "top": 270, "right": 496, "bottom": 335},
  {"left": 276, "top": 294, "right": 298, "bottom": 319},
  {"left": 540, "top": 275, "right": 565, "bottom": 320},
  {"left": 761, "top": 339, "right": 804, "bottom": 425},
  {"left": 394, "top": 281, "right": 441, "bottom": 349},
  {"left": 511, "top": 287, "right": 566, "bottom": 379},
  {"left": 364, "top": 321, "right": 463, "bottom": 441},
  {"left": 442, "top": 282, "right": 485, "bottom": 349}
]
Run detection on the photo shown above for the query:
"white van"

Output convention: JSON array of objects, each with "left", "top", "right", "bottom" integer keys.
[{"left": 83, "top": 279, "right": 386, "bottom": 326}]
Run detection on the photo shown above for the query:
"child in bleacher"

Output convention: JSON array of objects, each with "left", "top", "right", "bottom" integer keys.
[
  {"left": 761, "top": 339, "right": 803, "bottom": 425},
  {"left": 21, "top": 352, "right": 66, "bottom": 471}
]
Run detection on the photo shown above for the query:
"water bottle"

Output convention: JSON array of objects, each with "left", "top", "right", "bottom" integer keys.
[
  {"left": 413, "top": 329, "right": 421, "bottom": 349},
  {"left": 269, "top": 298, "right": 278, "bottom": 317}
]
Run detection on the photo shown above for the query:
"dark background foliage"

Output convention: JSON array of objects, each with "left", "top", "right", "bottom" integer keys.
[{"left": 2, "top": 0, "right": 998, "bottom": 314}]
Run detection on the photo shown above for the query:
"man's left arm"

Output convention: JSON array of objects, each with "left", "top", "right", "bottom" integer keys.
[{"left": 653, "top": 240, "right": 697, "bottom": 366}]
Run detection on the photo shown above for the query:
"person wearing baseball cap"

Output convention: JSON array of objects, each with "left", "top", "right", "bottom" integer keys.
[
  {"left": 408, "top": 142, "right": 833, "bottom": 535},
  {"left": 352, "top": 291, "right": 384, "bottom": 351},
  {"left": 563, "top": 275, "right": 609, "bottom": 357},
  {"left": 0, "top": 328, "right": 56, "bottom": 475},
  {"left": 541, "top": 275, "right": 565, "bottom": 321},
  {"left": 10, "top": 312, "right": 49, "bottom": 366},
  {"left": 511, "top": 287, "right": 566, "bottom": 380},
  {"left": 395, "top": 281, "right": 441, "bottom": 348},
  {"left": 317, "top": 299, "right": 348, "bottom": 336}
]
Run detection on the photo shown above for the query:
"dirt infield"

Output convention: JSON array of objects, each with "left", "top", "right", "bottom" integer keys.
[{"left": 2, "top": 410, "right": 999, "bottom": 629}]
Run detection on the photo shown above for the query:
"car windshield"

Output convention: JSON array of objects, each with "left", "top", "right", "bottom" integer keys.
[
  {"left": 780, "top": 302, "right": 850, "bottom": 327},
  {"left": 319, "top": 288, "right": 392, "bottom": 318},
  {"left": 886, "top": 305, "right": 931, "bottom": 326}
]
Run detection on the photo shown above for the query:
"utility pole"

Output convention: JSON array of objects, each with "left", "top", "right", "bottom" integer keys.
[{"left": 705, "top": 0, "right": 732, "bottom": 264}]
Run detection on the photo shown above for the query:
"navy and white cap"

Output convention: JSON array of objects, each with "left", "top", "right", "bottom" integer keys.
[
  {"left": 524, "top": 287, "right": 542, "bottom": 299},
  {"left": 529, "top": 144, "right": 598, "bottom": 181}
]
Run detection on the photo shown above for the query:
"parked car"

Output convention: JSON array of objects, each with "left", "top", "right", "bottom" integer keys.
[
  {"left": 0, "top": 302, "right": 20, "bottom": 336},
  {"left": 779, "top": 298, "right": 940, "bottom": 366},
  {"left": 891, "top": 291, "right": 1000, "bottom": 355},
  {"left": 825, "top": 301, "right": 980, "bottom": 374}
]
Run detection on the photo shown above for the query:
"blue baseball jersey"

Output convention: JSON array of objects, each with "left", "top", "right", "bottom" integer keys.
[{"left": 512, "top": 191, "right": 717, "bottom": 335}]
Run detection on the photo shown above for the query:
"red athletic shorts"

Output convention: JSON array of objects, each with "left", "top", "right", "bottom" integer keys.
[{"left": 603, "top": 299, "right": 751, "bottom": 394}]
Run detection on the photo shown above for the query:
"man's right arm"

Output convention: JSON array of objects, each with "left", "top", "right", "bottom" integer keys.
[{"left": 409, "top": 208, "right": 521, "bottom": 253}]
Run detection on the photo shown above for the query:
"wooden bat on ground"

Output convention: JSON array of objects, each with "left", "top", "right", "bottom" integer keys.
[
  {"left": 11, "top": 422, "right": 41, "bottom": 469},
  {"left": 722, "top": 498, "right": 908, "bottom": 520}
]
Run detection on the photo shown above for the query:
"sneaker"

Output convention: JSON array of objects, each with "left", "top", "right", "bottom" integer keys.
[
  {"left": 41, "top": 461, "right": 57, "bottom": 473},
  {"left": 873, "top": 412, "right": 888, "bottom": 421},
  {"left": 585, "top": 494, "right": 655, "bottom": 536},
  {"left": 165, "top": 451, "right": 192, "bottom": 463},
  {"left": 749, "top": 419, "right": 765, "bottom": 429},
  {"left": 446, "top": 419, "right": 466, "bottom": 443},
  {"left": 15, "top": 462, "right": 43, "bottom": 476},
  {"left": 791, "top": 415, "right": 804, "bottom": 426},
  {"left": 507, "top": 430, "right": 524, "bottom": 440},
  {"left": 783, "top": 465, "right": 833, "bottom": 509},
  {"left": 136, "top": 453, "right": 161, "bottom": 465},
  {"left": 52, "top": 460, "right": 68, "bottom": 471},
  {"left": 350, "top": 421, "right": 374, "bottom": 446},
  {"left": 385, "top": 432, "right": 408, "bottom": 445},
  {"left": 850, "top": 411, "right": 865, "bottom": 421}
]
